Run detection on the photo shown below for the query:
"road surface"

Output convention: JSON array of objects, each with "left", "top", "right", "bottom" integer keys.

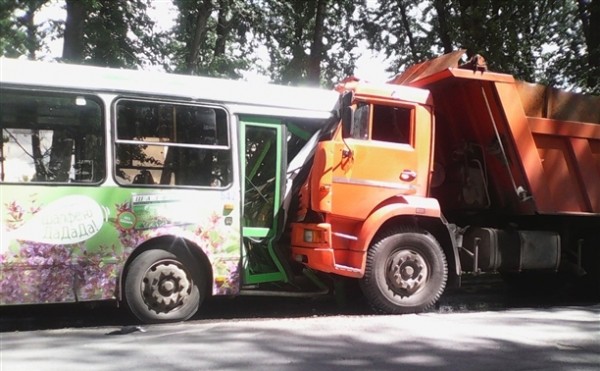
[{"left": 1, "top": 276, "right": 598, "bottom": 370}]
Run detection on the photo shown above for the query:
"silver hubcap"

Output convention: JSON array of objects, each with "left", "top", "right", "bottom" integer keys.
[
  {"left": 386, "top": 249, "right": 429, "bottom": 297},
  {"left": 142, "top": 259, "right": 192, "bottom": 314}
]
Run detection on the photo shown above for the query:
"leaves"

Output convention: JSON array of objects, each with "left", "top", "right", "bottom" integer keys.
[
  {"left": 257, "top": 0, "right": 358, "bottom": 86},
  {"left": 360, "top": 0, "right": 597, "bottom": 92},
  {"left": 0, "top": 0, "right": 49, "bottom": 58},
  {"left": 169, "top": 0, "right": 259, "bottom": 78},
  {"left": 0, "top": 0, "right": 597, "bottom": 92}
]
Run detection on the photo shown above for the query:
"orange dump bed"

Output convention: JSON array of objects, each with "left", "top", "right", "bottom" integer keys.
[{"left": 394, "top": 57, "right": 600, "bottom": 215}]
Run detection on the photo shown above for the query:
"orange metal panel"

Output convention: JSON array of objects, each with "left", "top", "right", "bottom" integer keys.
[
  {"left": 351, "top": 83, "right": 432, "bottom": 105},
  {"left": 529, "top": 117, "right": 600, "bottom": 139},
  {"left": 409, "top": 68, "right": 514, "bottom": 89},
  {"left": 351, "top": 196, "right": 442, "bottom": 253},
  {"left": 592, "top": 140, "right": 600, "bottom": 176},
  {"left": 569, "top": 138, "right": 600, "bottom": 212},
  {"left": 447, "top": 68, "right": 515, "bottom": 83},
  {"left": 328, "top": 139, "right": 420, "bottom": 220},
  {"left": 495, "top": 82, "right": 555, "bottom": 213},
  {"left": 516, "top": 81, "right": 600, "bottom": 123},
  {"left": 310, "top": 142, "right": 334, "bottom": 213},
  {"left": 389, "top": 49, "right": 466, "bottom": 85},
  {"left": 533, "top": 134, "right": 589, "bottom": 212},
  {"left": 529, "top": 118, "right": 600, "bottom": 213},
  {"left": 325, "top": 104, "right": 433, "bottom": 220}
]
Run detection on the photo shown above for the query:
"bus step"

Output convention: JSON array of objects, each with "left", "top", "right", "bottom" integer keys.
[{"left": 238, "top": 288, "right": 329, "bottom": 298}]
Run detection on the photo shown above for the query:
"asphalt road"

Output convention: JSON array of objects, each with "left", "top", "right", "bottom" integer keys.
[{"left": 1, "top": 275, "right": 599, "bottom": 370}]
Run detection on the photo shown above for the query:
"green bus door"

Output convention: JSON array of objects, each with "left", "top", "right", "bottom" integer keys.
[{"left": 240, "top": 117, "right": 288, "bottom": 284}]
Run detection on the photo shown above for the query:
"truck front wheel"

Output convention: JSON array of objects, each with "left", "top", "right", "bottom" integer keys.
[{"left": 360, "top": 228, "right": 448, "bottom": 314}]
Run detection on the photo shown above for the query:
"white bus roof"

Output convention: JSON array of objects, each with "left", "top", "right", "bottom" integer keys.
[{"left": 0, "top": 58, "right": 339, "bottom": 116}]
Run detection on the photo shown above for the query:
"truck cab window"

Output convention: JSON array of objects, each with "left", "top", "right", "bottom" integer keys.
[
  {"left": 371, "top": 104, "right": 412, "bottom": 145},
  {"left": 351, "top": 103, "right": 370, "bottom": 140}
]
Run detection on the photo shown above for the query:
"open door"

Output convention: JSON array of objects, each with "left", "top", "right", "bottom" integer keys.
[{"left": 240, "top": 116, "right": 289, "bottom": 284}]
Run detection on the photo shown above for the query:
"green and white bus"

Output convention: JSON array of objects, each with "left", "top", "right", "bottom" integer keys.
[{"left": 0, "top": 58, "right": 339, "bottom": 323}]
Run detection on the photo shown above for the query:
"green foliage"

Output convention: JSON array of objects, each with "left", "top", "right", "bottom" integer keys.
[
  {"left": 258, "top": 0, "right": 358, "bottom": 86},
  {"left": 82, "top": 0, "right": 156, "bottom": 68},
  {"left": 168, "top": 0, "right": 258, "bottom": 78},
  {"left": 56, "top": 0, "right": 159, "bottom": 68},
  {"left": 0, "top": 0, "right": 49, "bottom": 59},
  {"left": 0, "top": 0, "right": 597, "bottom": 92},
  {"left": 0, "top": 0, "right": 25, "bottom": 57},
  {"left": 360, "top": 0, "right": 434, "bottom": 73},
  {"left": 360, "top": 0, "right": 597, "bottom": 92}
]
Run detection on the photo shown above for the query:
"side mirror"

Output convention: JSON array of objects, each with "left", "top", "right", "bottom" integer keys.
[
  {"left": 340, "top": 92, "right": 354, "bottom": 138},
  {"left": 341, "top": 91, "right": 354, "bottom": 107},
  {"left": 341, "top": 106, "right": 353, "bottom": 138}
]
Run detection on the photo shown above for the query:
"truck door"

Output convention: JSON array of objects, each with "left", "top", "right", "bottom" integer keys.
[
  {"left": 240, "top": 117, "right": 289, "bottom": 284},
  {"left": 330, "top": 102, "right": 433, "bottom": 219}
]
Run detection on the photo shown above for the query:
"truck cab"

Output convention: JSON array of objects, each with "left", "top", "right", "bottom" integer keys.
[
  {"left": 291, "top": 51, "right": 599, "bottom": 314},
  {"left": 291, "top": 79, "right": 457, "bottom": 314}
]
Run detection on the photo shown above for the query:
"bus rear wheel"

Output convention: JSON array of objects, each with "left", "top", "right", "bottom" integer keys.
[
  {"left": 360, "top": 228, "right": 448, "bottom": 314},
  {"left": 124, "top": 249, "right": 205, "bottom": 323}
]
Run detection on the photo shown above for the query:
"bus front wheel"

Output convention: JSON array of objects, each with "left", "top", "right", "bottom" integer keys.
[
  {"left": 360, "top": 228, "right": 448, "bottom": 314},
  {"left": 124, "top": 249, "right": 205, "bottom": 323}
]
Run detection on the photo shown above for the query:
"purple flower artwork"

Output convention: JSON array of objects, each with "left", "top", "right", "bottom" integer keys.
[{"left": 1, "top": 192, "right": 241, "bottom": 305}]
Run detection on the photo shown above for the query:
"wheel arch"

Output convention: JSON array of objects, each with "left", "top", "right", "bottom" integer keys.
[
  {"left": 117, "top": 235, "right": 213, "bottom": 302},
  {"left": 351, "top": 199, "right": 461, "bottom": 288},
  {"left": 360, "top": 224, "right": 448, "bottom": 314}
]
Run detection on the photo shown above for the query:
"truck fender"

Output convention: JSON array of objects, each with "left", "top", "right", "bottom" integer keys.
[{"left": 350, "top": 197, "right": 461, "bottom": 284}]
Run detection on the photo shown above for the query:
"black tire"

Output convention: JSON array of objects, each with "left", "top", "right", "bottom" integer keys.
[
  {"left": 124, "top": 249, "right": 206, "bottom": 323},
  {"left": 359, "top": 228, "right": 448, "bottom": 314},
  {"left": 581, "top": 234, "right": 600, "bottom": 300}
]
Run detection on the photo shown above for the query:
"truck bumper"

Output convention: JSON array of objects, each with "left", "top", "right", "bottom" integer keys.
[{"left": 291, "top": 222, "right": 363, "bottom": 278}]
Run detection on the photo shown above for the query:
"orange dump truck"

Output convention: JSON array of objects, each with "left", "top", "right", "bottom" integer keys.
[{"left": 290, "top": 51, "right": 600, "bottom": 313}]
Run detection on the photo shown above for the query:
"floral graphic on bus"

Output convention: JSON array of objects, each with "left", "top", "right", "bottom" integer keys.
[
  {"left": 1, "top": 195, "right": 122, "bottom": 304},
  {"left": 1, "top": 189, "right": 241, "bottom": 305},
  {"left": 4, "top": 195, "right": 109, "bottom": 245}
]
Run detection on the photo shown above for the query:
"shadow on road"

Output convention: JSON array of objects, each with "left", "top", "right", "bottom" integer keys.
[
  {"left": 3, "top": 303, "right": 599, "bottom": 371},
  {"left": 1, "top": 274, "right": 597, "bottom": 333}
]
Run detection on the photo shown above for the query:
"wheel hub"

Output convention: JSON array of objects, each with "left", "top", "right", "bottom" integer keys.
[
  {"left": 387, "top": 249, "right": 429, "bottom": 297},
  {"left": 159, "top": 278, "right": 176, "bottom": 295},
  {"left": 142, "top": 260, "right": 192, "bottom": 314}
]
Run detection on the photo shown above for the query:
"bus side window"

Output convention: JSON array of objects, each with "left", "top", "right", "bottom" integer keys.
[
  {"left": 132, "top": 169, "right": 155, "bottom": 184},
  {"left": 0, "top": 89, "right": 104, "bottom": 184},
  {"left": 114, "top": 99, "right": 231, "bottom": 188}
]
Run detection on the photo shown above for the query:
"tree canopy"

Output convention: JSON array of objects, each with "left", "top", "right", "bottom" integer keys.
[{"left": 0, "top": 0, "right": 598, "bottom": 93}]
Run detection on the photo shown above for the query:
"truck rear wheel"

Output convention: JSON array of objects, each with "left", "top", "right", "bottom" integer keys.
[
  {"left": 360, "top": 228, "right": 448, "bottom": 314},
  {"left": 124, "top": 249, "right": 206, "bottom": 323},
  {"left": 581, "top": 234, "right": 600, "bottom": 300}
]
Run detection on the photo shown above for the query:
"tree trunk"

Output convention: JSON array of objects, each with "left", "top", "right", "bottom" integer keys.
[
  {"left": 577, "top": 0, "right": 600, "bottom": 93},
  {"left": 185, "top": 0, "right": 214, "bottom": 74},
  {"left": 433, "top": 0, "right": 454, "bottom": 54},
  {"left": 21, "top": 8, "right": 36, "bottom": 60},
  {"left": 307, "top": 0, "right": 327, "bottom": 84},
  {"left": 31, "top": 130, "right": 47, "bottom": 181},
  {"left": 214, "top": 0, "right": 230, "bottom": 58},
  {"left": 17, "top": 1, "right": 48, "bottom": 60},
  {"left": 456, "top": 0, "right": 479, "bottom": 57},
  {"left": 282, "top": 1, "right": 311, "bottom": 84},
  {"left": 63, "top": 0, "right": 86, "bottom": 62},
  {"left": 398, "top": 0, "right": 419, "bottom": 63}
]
